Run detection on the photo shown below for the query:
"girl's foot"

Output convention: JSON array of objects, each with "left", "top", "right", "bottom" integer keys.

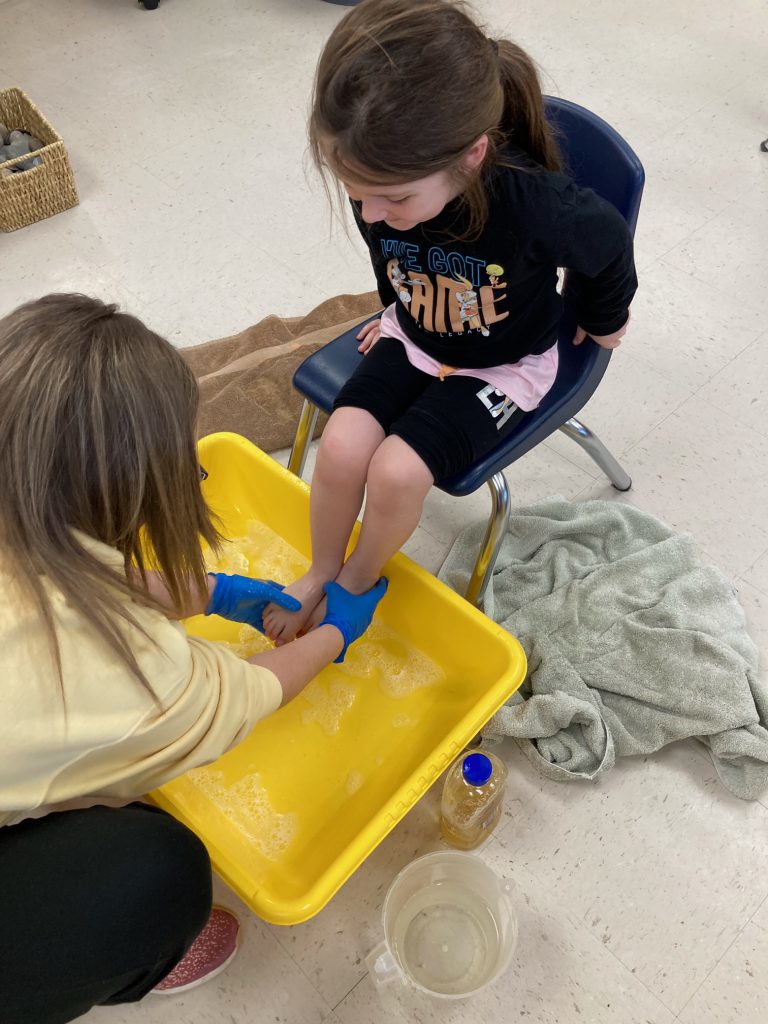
[
  {"left": 302, "top": 594, "right": 328, "bottom": 636},
  {"left": 263, "top": 569, "right": 328, "bottom": 644},
  {"left": 303, "top": 560, "right": 379, "bottom": 634},
  {"left": 300, "top": 562, "right": 383, "bottom": 638},
  {"left": 335, "top": 560, "right": 381, "bottom": 598}
]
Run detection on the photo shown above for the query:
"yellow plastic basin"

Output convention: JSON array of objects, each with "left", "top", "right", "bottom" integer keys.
[{"left": 151, "top": 433, "right": 526, "bottom": 924}]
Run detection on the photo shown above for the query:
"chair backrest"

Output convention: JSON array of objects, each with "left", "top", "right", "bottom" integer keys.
[
  {"left": 439, "top": 98, "right": 645, "bottom": 494},
  {"left": 545, "top": 96, "right": 644, "bottom": 233}
]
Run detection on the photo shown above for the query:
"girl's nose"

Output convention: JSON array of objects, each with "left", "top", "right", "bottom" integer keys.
[{"left": 361, "top": 199, "right": 387, "bottom": 223}]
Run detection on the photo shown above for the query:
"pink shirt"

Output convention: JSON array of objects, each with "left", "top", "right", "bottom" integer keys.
[{"left": 380, "top": 305, "right": 558, "bottom": 411}]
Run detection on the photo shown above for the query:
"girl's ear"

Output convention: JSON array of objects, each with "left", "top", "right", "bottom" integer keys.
[{"left": 461, "top": 134, "right": 490, "bottom": 171}]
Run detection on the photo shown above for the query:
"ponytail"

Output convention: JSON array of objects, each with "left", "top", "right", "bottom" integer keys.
[{"left": 495, "top": 39, "right": 562, "bottom": 172}]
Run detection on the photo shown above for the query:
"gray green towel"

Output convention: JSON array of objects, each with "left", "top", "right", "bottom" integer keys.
[{"left": 438, "top": 497, "right": 768, "bottom": 800}]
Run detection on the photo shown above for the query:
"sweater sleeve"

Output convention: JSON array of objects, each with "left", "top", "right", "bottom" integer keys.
[
  {"left": 535, "top": 180, "right": 638, "bottom": 336},
  {"left": 0, "top": 604, "right": 285, "bottom": 823},
  {"left": 66, "top": 632, "right": 286, "bottom": 799}
]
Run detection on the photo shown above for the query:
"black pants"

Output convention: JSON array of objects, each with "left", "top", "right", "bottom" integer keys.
[
  {"left": 0, "top": 803, "right": 212, "bottom": 1024},
  {"left": 333, "top": 337, "right": 527, "bottom": 481}
]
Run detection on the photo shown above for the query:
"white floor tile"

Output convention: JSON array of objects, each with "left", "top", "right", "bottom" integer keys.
[
  {"left": 94, "top": 208, "right": 299, "bottom": 347},
  {"left": 577, "top": 395, "right": 768, "bottom": 577},
  {"left": 632, "top": 174, "right": 732, "bottom": 268},
  {"left": 734, "top": 579, "right": 768, "bottom": 666},
  {"left": 294, "top": 234, "right": 381, "bottom": 312},
  {"left": 419, "top": 442, "right": 596, "bottom": 548},
  {"left": 752, "top": 894, "right": 768, "bottom": 931},
  {"left": 51, "top": 162, "right": 184, "bottom": 267},
  {"left": 627, "top": 260, "right": 765, "bottom": 391},
  {"left": 743, "top": 555, "right": 768, "bottom": 598},
  {"left": 494, "top": 742, "right": 768, "bottom": 1013},
  {"left": 663, "top": 200, "right": 768, "bottom": 311},
  {"left": 0, "top": 226, "right": 142, "bottom": 316},
  {"left": 400, "top": 529, "right": 449, "bottom": 576},
  {"left": 678, "top": 920, "right": 768, "bottom": 1024},
  {"left": 697, "top": 332, "right": 768, "bottom": 441},
  {"left": 641, "top": 73, "right": 768, "bottom": 213}
]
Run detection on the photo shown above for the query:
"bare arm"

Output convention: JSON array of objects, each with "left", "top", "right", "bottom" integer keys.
[
  {"left": 140, "top": 571, "right": 383, "bottom": 707},
  {"left": 248, "top": 625, "right": 344, "bottom": 706}
]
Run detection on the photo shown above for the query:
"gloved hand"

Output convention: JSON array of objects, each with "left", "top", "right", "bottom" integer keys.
[
  {"left": 206, "top": 573, "right": 301, "bottom": 634},
  {"left": 319, "top": 578, "right": 389, "bottom": 663}
]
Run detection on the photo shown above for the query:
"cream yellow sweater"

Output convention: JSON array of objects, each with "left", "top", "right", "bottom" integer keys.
[{"left": 0, "top": 537, "right": 282, "bottom": 826}]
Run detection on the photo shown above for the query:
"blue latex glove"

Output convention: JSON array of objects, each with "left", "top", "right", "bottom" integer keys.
[
  {"left": 319, "top": 578, "right": 389, "bottom": 663},
  {"left": 205, "top": 573, "right": 301, "bottom": 634}
]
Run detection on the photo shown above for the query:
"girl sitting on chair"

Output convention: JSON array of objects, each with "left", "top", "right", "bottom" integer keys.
[{"left": 264, "top": 0, "right": 637, "bottom": 643}]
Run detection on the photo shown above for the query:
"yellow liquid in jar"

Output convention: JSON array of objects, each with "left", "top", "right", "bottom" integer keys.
[{"left": 440, "top": 801, "right": 502, "bottom": 850}]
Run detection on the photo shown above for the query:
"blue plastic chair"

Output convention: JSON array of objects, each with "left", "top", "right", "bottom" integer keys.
[{"left": 287, "top": 97, "right": 645, "bottom": 605}]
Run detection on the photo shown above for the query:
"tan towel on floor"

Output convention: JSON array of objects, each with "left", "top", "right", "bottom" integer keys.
[{"left": 183, "top": 292, "right": 380, "bottom": 452}]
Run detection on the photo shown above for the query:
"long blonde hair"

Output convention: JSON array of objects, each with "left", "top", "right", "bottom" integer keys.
[
  {"left": 0, "top": 293, "right": 219, "bottom": 693},
  {"left": 309, "top": 0, "right": 561, "bottom": 238}
]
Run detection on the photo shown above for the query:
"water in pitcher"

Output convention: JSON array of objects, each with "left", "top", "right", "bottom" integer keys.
[{"left": 390, "top": 879, "right": 503, "bottom": 996}]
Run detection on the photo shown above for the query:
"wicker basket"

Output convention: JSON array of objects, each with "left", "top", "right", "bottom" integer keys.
[{"left": 0, "top": 87, "right": 79, "bottom": 232}]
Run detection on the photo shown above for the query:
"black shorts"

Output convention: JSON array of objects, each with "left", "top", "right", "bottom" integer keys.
[{"left": 333, "top": 337, "right": 527, "bottom": 482}]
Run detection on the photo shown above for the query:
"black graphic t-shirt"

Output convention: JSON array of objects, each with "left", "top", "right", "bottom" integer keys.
[{"left": 352, "top": 154, "right": 637, "bottom": 370}]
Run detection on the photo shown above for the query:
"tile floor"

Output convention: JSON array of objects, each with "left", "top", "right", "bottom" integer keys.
[{"left": 2, "top": 0, "right": 767, "bottom": 1021}]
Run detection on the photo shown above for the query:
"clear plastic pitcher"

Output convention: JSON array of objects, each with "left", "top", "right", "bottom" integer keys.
[{"left": 366, "top": 851, "right": 517, "bottom": 1000}]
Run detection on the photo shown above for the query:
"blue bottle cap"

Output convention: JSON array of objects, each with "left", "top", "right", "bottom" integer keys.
[{"left": 462, "top": 752, "right": 493, "bottom": 786}]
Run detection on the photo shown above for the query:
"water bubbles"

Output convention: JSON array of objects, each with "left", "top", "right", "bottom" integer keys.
[
  {"left": 341, "top": 622, "right": 445, "bottom": 699},
  {"left": 188, "top": 768, "right": 297, "bottom": 861},
  {"left": 345, "top": 770, "right": 365, "bottom": 795},
  {"left": 300, "top": 678, "right": 357, "bottom": 736}
]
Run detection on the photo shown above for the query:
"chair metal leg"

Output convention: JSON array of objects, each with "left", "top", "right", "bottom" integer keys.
[
  {"left": 287, "top": 400, "right": 319, "bottom": 479},
  {"left": 464, "top": 472, "right": 512, "bottom": 608},
  {"left": 559, "top": 416, "right": 632, "bottom": 491}
]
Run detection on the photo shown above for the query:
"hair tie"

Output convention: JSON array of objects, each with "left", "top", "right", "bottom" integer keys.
[{"left": 489, "top": 38, "right": 499, "bottom": 56}]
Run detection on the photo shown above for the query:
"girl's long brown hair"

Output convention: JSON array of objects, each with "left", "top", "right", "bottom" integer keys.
[
  {"left": 0, "top": 293, "right": 219, "bottom": 695},
  {"left": 310, "top": 0, "right": 561, "bottom": 238}
]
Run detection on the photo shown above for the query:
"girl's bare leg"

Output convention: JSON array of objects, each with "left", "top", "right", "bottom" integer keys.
[
  {"left": 263, "top": 408, "right": 385, "bottom": 642},
  {"left": 303, "top": 435, "right": 434, "bottom": 632}
]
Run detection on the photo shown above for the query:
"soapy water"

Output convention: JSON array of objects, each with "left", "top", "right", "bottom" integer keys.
[
  {"left": 207, "top": 522, "right": 445, "bottom": 734},
  {"left": 218, "top": 624, "right": 273, "bottom": 660},
  {"left": 207, "top": 523, "right": 308, "bottom": 659},
  {"left": 208, "top": 520, "right": 309, "bottom": 587},
  {"left": 189, "top": 523, "right": 453, "bottom": 859},
  {"left": 188, "top": 767, "right": 297, "bottom": 861},
  {"left": 392, "top": 713, "right": 418, "bottom": 728},
  {"left": 345, "top": 769, "right": 365, "bottom": 795},
  {"left": 300, "top": 677, "right": 357, "bottom": 736},
  {"left": 391, "top": 880, "right": 503, "bottom": 996},
  {"left": 341, "top": 621, "right": 445, "bottom": 699}
]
